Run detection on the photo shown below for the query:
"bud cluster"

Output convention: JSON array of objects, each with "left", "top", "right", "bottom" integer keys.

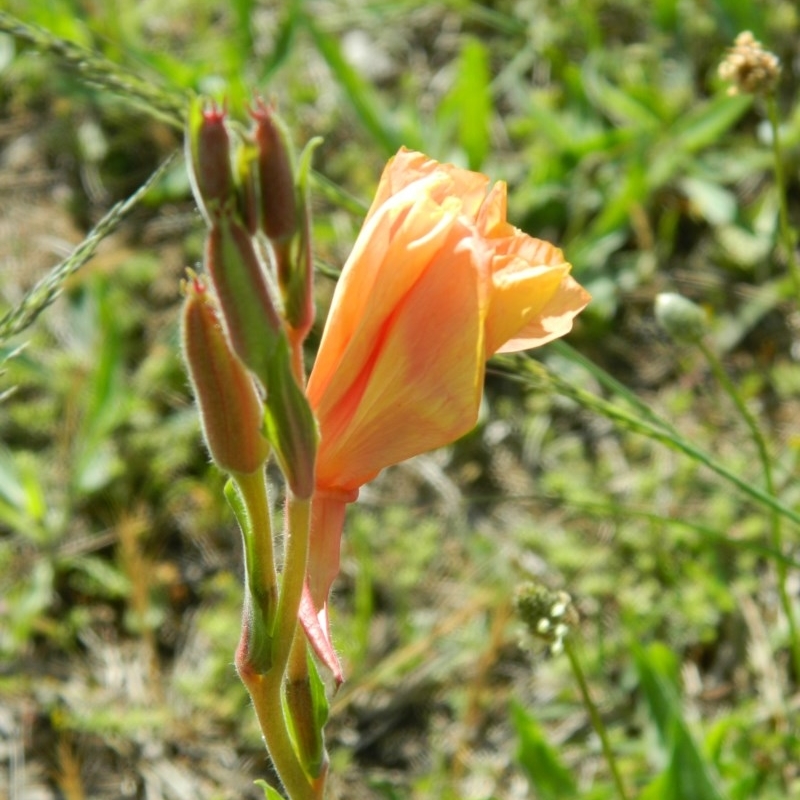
[
  {"left": 182, "top": 98, "right": 318, "bottom": 498},
  {"left": 181, "top": 99, "right": 326, "bottom": 789}
]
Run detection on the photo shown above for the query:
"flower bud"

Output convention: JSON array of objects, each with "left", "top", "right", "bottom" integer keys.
[
  {"left": 235, "top": 137, "right": 260, "bottom": 236},
  {"left": 281, "top": 137, "right": 321, "bottom": 342},
  {"left": 655, "top": 292, "right": 708, "bottom": 344},
  {"left": 181, "top": 273, "right": 269, "bottom": 475},
  {"left": 262, "top": 339, "right": 318, "bottom": 499},
  {"left": 186, "top": 99, "right": 236, "bottom": 223},
  {"left": 205, "top": 210, "right": 284, "bottom": 389},
  {"left": 251, "top": 100, "right": 298, "bottom": 247}
]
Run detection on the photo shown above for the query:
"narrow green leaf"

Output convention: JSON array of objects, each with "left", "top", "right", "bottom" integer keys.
[
  {"left": 711, "top": 0, "right": 764, "bottom": 38},
  {"left": 671, "top": 93, "right": 752, "bottom": 153},
  {"left": 511, "top": 700, "right": 577, "bottom": 798},
  {"left": 653, "top": 0, "right": 680, "bottom": 31},
  {"left": 254, "top": 780, "right": 286, "bottom": 800},
  {"left": 230, "top": 0, "right": 256, "bottom": 58},
  {"left": 224, "top": 478, "right": 251, "bottom": 539},
  {"left": 632, "top": 641, "right": 681, "bottom": 742},
  {"left": 582, "top": 59, "right": 663, "bottom": 128},
  {"left": 634, "top": 641, "right": 729, "bottom": 800},
  {"left": 501, "top": 355, "right": 800, "bottom": 529},
  {"left": 679, "top": 176, "right": 737, "bottom": 226},
  {"left": 307, "top": 647, "right": 330, "bottom": 732},
  {"left": 300, "top": 13, "right": 406, "bottom": 155},
  {"left": 454, "top": 37, "right": 492, "bottom": 170},
  {"left": 258, "top": 0, "right": 300, "bottom": 83}
]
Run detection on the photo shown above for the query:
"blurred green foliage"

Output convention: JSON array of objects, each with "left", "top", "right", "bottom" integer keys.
[{"left": 1, "top": 0, "right": 799, "bottom": 798}]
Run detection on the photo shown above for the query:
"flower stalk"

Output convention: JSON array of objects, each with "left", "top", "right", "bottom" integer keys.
[
  {"left": 183, "top": 104, "right": 589, "bottom": 798},
  {"left": 697, "top": 340, "right": 800, "bottom": 681},
  {"left": 765, "top": 94, "right": 800, "bottom": 297}
]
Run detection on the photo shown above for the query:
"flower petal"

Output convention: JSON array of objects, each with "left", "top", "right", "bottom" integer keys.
[
  {"left": 314, "top": 227, "right": 487, "bottom": 491},
  {"left": 484, "top": 259, "right": 572, "bottom": 356},
  {"left": 308, "top": 176, "right": 460, "bottom": 414},
  {"left": 367, "top": 148, "right": 490, "bottom": 226},
  {"left": 496, "top": 274, "right": 591, "bottom": 353}
]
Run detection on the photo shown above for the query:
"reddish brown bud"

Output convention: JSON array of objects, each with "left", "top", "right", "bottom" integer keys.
[
  {"left": 181, "top": 274, "right": 269, "bottom": 475},
  {"left": 187, "top": 99, "right": 236, "bottom": 222},
  {"left": 251, "top": 100, "right": 298, "bottom": 246}
]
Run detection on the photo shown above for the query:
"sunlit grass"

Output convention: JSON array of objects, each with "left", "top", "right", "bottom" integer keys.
[{"left": 1, "top": 0, "right": 799, "bottom": 797}]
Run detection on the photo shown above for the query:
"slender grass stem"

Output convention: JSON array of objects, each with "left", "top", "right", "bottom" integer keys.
[
  {"left": 765, "top": 94, "right": 800, "bottom": 297},
  {"left": 564, "top": 639, "right": 628, "bottom": 800},
  {"left": 0, "top": 153, "right": 177, "bottom": 344},
  {"left": 0, "top": 12, "right": 187, "bottom": 129},
  {"left": 500, "top": 355, "right": 800, "bottom": 528},
  {"left": 698, "top": 341, "right": 800, "bottom": 682}
]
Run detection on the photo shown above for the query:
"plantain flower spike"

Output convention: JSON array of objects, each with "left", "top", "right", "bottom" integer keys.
[{"left": 719, "top": 31, "right": 781, "bottom": 96}]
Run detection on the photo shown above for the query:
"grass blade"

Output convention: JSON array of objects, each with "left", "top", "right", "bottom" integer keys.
[
  {"left": 511, "top": 700, "right": 577, "bottom": 798},
  {"left": 0, "top": 11, "right": 188, "bottom": 128},
  {"left": 0, "top": 152, "right": 178, "bottom": 344},
  {"left": 634, "top": 642, "right": 729, "bottom": 800},
  {"left": 300, "top": 12, "right": 408, "bottom": 155}
]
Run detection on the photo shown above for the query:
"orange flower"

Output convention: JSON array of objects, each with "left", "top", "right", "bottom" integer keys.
[
  {"left": 301, "top": 149, "right": 590, "bottom": 669},
  {"left": 308, "top": 148, "right": 589, "bottom": 492}
]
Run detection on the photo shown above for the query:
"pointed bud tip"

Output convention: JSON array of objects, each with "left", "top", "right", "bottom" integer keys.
[{"left": 203, "top": 99, "right": 228, "bottom": 123}]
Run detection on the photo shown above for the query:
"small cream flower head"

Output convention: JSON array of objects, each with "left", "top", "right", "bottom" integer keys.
[
  {"left": 515, "top": 584, "right": 578, "bottom": 655},
  {"left": 718, "top": 31, "right": 781, "bottom": 96}
]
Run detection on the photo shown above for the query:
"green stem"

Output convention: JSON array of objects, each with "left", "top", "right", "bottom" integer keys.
[
  {"left": 244, "top": 672, "right": 322, "bottom": 800},
  {"left": 273, "top": 496, "right": 312, "bottom": 668},
  {"left": 699, "top": 341, "right": 800, "bottom": 682},
  {"left": 258, "top": 493, "right": 322, "bottom": 799},
  {"left": 503, "top": 356, "right": 800, "bottom": 528},
  {"left": 765, "top": 94, "right": 800, "bottom": 298},
  {"left": 235, "top": 470, "right": 278, "bottom": 620},
  {"left": 564, "top": 638, "right": 628, "bottom": 800},
  {"left": 232, "top": 480, "right": 321, "bottom": 799}
]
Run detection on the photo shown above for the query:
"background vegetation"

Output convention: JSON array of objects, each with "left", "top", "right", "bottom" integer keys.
[{"left": 1, "top": 0, "right": 798, "bottom": 798}]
